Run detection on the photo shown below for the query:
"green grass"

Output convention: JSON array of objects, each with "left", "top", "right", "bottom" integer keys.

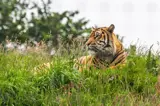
[{"left": 0, "top": 46, "right": 160, "bottom": 106}]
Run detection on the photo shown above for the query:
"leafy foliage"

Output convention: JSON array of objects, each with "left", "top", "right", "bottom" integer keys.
[
  {"left": 27, "top": 10, "right": 89, "bottom": 47},
  {"left": 0, "top": 0, "right": 29, "bottom": 42},
  {"left": 0, "top": 0, "right": 89, "bottom": 47}
]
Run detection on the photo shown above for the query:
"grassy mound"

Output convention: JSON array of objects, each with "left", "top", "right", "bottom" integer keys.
[{"left": 0, "top": 46, "right": 160, "bottom": 105}]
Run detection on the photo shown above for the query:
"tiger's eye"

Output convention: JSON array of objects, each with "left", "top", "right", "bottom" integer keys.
[
  {"left": 95, "top": 32, "right": 99, "bottom": 36},
  {"left": 94, "top": 33, "right": 97, "bottom": 38}
]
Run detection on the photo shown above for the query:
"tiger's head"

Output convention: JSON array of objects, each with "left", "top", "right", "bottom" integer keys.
[{"left": 86, "top": 24, "right": 120, "bottom": 59}]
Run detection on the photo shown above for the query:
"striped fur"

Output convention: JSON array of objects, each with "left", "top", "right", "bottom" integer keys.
[
  {"left": 74, "top": 24, "right": 127, "bottom": 72},
  {"left": 32, "top": 62, "right": 53, "bottom": 75}
]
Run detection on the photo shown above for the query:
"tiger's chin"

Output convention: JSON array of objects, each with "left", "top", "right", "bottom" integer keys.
[
  {"left": 88, "top": 49, "right": 113, "bottom": 58},
  {"left": 88, "top": 50, "right": 97, "bottom": 56}
]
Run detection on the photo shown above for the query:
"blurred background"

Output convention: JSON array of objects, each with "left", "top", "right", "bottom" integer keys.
[
  {"left": 1, "top": 0, "right": 160, "bottom": 53},
  {"left": 52, "top": 0, "right": 160, "bottom": 50}
]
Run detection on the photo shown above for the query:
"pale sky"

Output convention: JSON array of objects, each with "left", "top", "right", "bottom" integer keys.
[{"left": 34, "top": 0, "right": 160, "bottom": 50}]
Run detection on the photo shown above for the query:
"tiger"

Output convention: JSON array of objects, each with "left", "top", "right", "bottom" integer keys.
[{"left": 74, "top": 24, "right": 127, "bottom": 72}]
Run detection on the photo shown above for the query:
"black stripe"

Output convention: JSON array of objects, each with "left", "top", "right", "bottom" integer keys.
[
  {"left": 114, "top": 53, "right": 125, "bottom": 65},
  {"left": 103, "top": 34, "right": 106, "bottom": 42},
  {"left": 101, "top": 28, "right": 108, "bottom": 45},
  {"left": 93, "top": 58, "right": 98, "bottom": 64},
  {"left": 107, "top": 33, "right": 110, "bottom": 46},
  {"left": 92, "top": 58, "right": 100, "bottom": 68},
  {"left": 92, "top": 59, "right": 96, "bottom": 64},
  {"left": 99, "top": 40, "right": 105, "bottom": 43},
  {"left": 80, "top": 58, "right": 83, "bottom": 64},
  {"left": 115, "top": 55, "right": 125, "bottom": 65},
  {"left": 111, "top": 50, "right": 124, "bottom": 63}
]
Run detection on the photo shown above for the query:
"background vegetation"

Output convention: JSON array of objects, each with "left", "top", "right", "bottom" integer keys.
[{"left": 0, "top": 0, "right": 89, "bottom": 47}]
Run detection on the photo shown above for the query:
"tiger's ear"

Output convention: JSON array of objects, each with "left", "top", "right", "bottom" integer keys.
[
  {"left": 91, "top": 26, "right": 95, "bottom": 31},
  {"left": 108, "top": 24, "right": 115, "bottom": 33}
]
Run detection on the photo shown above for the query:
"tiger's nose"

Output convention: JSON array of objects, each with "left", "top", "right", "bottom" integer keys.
[
  {"left": 86, "top": 38, "right": 93, "bottom": 46},
  {"left": 86, "top": 41, "right": 91, "bottom": 46},
  {"left": 95, "top": 32, "right": 100, "bottom": 36}
]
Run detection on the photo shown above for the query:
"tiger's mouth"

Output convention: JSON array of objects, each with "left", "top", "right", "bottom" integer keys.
[
  {"left": 88, "top": 46, "right": 101, "bottom": 53},
  {"left": 88, "top": 46, "right": 113, "bottom": 57}
]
